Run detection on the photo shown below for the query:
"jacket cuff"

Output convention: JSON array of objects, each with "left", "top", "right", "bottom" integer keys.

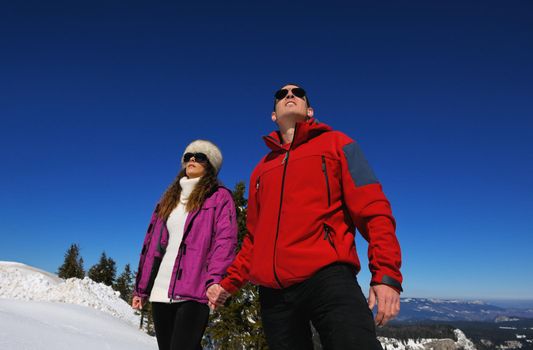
[
  {"left": 371, "top": 274, "right": 403, "bottom": 293},
  {"left": 219, "top": 278, "right": 240, "bottom": 295},
  {"left": 132, "top": 290, "right": 148, "bottom": 300},
  {"left": 205, "top": 276, "right": 222, "bottom": 291}
]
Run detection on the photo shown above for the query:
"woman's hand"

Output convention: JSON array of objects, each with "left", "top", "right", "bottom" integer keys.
[
  {"left": 206, "top": 284, "right": 230, "bottom": 310},
  {"left": 131, "top": 296, "right": 146, "bottom": 310}
]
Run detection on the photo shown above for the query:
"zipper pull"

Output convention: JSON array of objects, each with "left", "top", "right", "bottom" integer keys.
[
  {"left": 281, "top": 152, "right": 288, "bottom": 165},
  {"left": 256, "top": 178, "right": 260, "bottom": 190}
]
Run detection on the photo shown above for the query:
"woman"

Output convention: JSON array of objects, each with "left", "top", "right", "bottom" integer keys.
[{"left": 132, "top": 139, "right": 237, "bottom": 350}]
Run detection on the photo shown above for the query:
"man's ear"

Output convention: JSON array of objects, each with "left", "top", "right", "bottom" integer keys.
[
  {"left": 307, "top": 107, "right": 314, "bottom": 118},
  {"left": 271, "top": 111, "right": 277, "bottom": 122}
]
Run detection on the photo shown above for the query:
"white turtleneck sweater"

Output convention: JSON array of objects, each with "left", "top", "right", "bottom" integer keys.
[{"left": 149, "top": 176, "right": 200, "bottom": 303}]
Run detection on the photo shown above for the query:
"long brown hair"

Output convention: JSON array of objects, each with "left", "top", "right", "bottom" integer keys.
[{"left": 157, "top": 161, "right": 219, "bottom": 220}]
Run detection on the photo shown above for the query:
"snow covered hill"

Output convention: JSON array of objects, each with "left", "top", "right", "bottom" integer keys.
[{"left": 0, "top": 261, "right": 156, "bottom": 350}]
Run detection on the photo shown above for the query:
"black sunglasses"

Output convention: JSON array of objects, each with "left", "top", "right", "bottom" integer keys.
[
  {"left": 274, "top": 87, "right": 307, "bottom": 101},
  {"left": 183, "top": 152, "right": 209, "bottom": 163}
]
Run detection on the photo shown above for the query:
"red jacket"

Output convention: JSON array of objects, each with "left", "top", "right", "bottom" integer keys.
[{"left": 220, "top": 118, "right": 402, "bottom": 293}]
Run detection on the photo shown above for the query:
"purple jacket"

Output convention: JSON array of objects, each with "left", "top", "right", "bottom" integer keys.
[{"left": 133, "top": 186, "right": 238, "bottom": 304}]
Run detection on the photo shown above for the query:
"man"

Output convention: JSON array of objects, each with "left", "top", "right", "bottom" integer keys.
[{"left": 207, "top": 83, "right": 402, "bottom": 349}]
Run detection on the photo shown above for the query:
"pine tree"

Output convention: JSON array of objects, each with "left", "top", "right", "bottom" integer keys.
[
  {"left": 113, "top": 263, "right": 134, "bottom": 302},
  {"left": 134, "top": 303, "right": 156, "bottom": 336},
  {"left": 204, "top": 181, "right": 268, "bottom": 349},
  {"left": 132, "top": 269, "right": 156, "bottom": 336},
  {"left": 88, "top": 252, "right": 117, "bottom": 286},
  {"left": 57, "top": 243, "right": 85, "bottom": 279},
  {"left": 142, "top": 302, "right": 156, "bottom": 336}
]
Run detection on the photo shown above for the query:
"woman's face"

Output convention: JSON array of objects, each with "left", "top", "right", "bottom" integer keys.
[{"left": 185, "top": 155, "right": 208, "bottom": 179}]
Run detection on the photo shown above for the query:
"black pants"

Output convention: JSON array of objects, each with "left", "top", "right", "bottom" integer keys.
[
  {"left": 151, "top": 301, "right": 210, "bottom": 350},
  {"left": 259, "top": 263, "right": 383, "bottom": 350}
]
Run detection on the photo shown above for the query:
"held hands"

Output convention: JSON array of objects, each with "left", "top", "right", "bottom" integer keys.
[
  {"left": 368, "top": 284, "right": 400, "bottom": 327},
  {"left": 206, "top": 284, "right": 230, "bottom": 310},
  {"left": 131, "top": 296, "right": 146, "bottom": 310}
]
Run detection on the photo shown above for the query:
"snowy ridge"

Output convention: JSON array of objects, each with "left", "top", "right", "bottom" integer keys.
[
  {"left": 0, "top": 261, "right": 155, "bottom": 350},
  {"left": 379, "top": 329, "right": 476, "bottom": 350},
  {"left": 0, "top": 261, "right": 139, "bottom": 326}
]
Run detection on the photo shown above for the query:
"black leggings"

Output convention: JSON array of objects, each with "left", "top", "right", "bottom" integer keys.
[{"left": 151, "top": 301, "right": 210, "bottom": 350}]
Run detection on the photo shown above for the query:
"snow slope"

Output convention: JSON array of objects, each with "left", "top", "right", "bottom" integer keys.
[
  {"left": 0, "top": 261, "right": 156, "bottom": 350},
  {"left": 0, "top": 261, "right": 139, "bottom": 325},
  {"left": 0, "top": 299, "right": 156, "bottom": 350}
]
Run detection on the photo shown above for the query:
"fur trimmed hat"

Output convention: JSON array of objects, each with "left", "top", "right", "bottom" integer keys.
[{"left": 182, "top": 139, "right": 223, "bottom": 174}]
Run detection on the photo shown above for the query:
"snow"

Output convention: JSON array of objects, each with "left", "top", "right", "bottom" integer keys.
[
  {"left": 498, "top": 340, "right": 523, "bottom": 349},
  {"left": 1, "top": 261, "right": 483, "bottom": 350},
  {"left": 455, "top": 329, "right": 476, "bottom": 350},
  {"left": 379, "top": 337, "right": 455, "bottom": 350},
  {"left": 0, "top": 261, "right": 139, "bottom": 326},
  {"left": 481, "top": 339, "right": 494, "bottom": 346},
  {"left": 379, "top": 337, "right": 430, "bottom": 350},
  {"left": 0, "top": 261, "right": 156, "bottom": 350},
  {"left": 0, "top": 299, "right": 156, "bottom": 350},
  {"left": 379, "top": 330, "right": 477, "bottom": 350}
]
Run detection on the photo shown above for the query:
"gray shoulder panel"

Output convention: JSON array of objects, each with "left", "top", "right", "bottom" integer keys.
[{"left": 342, "top": 142, "right": 379, "bottom": 186}]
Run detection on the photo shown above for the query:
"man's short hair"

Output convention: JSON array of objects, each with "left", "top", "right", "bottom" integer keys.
[{"left": 273, "top": 82, "right": 311, "bottom": 111}]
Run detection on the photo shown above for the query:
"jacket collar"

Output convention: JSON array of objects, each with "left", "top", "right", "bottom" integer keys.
[{"left": 262, "top": 118, "right": 332, "bottom": 152}]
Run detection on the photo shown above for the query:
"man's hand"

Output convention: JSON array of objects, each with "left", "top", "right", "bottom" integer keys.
[
  {"left": 206, "top": 284, "right": 230, "bottom": 310},
  {"left": 131, "top": 296, "right": 146, "bottom": 310},
  {"left": 368, "top": 284, "right": 400, "bottom": 327}
]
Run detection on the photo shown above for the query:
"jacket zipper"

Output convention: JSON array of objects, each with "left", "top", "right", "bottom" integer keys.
[
  {"left": 273, "top": 150, "right": 289, "bottom": 288},
  {"left": 169, "top": 244, "right": 185, "bottom": 301},
  {"left": 273, "top": 128, "right": 298, "bottom": 289},
  {"left": 321, "top": 155, "right": 331, "bottom": 207}
]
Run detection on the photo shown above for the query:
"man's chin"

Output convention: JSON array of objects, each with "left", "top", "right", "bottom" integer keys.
[{"left": 277, "top": 112, "right": 307, "bottom": 125}]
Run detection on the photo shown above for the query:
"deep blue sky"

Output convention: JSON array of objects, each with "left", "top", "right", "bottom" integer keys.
[{"left": 1, "top": 1, "right": 532, "bottom": 300}]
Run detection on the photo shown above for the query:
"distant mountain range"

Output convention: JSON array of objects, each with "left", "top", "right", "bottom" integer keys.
[{"left": 398, "top": 298, "right": 533, "bottom": 322}]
